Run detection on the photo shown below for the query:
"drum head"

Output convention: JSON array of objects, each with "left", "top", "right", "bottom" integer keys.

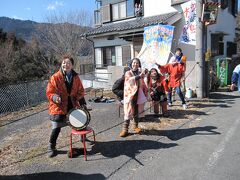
[{"left": 68, "top": 109, "right": 88, "bottom": 130}]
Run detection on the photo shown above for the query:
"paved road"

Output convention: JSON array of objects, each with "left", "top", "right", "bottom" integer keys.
[
  {"left": 1, "top": 91, "right": 240, "bottom": 180},
  {"left": 131, "top": 92, "right": 240, "bottom": 180}
]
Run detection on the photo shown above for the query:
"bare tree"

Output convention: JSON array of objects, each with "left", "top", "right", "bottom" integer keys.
[{"left": 35, "top": 10, "right": 93, "bottom": 64}]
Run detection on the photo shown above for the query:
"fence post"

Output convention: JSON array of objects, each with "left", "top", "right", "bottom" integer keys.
[{"left": 25, "top": 81, "right": 29, "bottom": 107}]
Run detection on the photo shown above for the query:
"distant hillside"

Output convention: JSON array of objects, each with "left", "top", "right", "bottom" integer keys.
[{"left": 0, "top": 17, "right": 39, "bottom": 41}]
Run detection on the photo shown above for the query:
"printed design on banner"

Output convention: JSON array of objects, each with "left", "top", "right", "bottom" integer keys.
[
  {"left": 138, "top": 24, "right": 175, "bottom": 69},
  {"left": 179, "top": 0, "right": 196, "bottom": 45}
]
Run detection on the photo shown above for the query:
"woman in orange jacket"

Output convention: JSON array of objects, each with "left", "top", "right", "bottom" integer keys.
[{"left": 46, "top": 54, "right": 85, "bottom": 157}]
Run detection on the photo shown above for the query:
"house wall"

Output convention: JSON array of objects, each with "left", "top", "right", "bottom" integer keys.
[
  {"left": 207, "top": 7, "right": 237, "bottom": 56},
  {"left": 144, "top": 0, "right": 177, "bottom": 17},
  {"left": 101, "top": 0, "right": 121, "bottom": 6},
  {"left": 94, "top": 36, "right": 130, "bottom": 48}
]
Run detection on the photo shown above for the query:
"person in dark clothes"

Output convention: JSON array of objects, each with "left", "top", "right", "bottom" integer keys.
[{"left": 112, "top": 67, "right": 130, "bottom": 103}]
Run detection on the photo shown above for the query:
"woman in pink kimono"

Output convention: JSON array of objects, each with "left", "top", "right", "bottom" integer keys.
[{"left": 120, "top": 58, "right": 148, "bottom": 137}]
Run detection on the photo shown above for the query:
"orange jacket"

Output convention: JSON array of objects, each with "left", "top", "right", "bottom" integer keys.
[
  {"left": 160, "top": 75, "right": 170, "bottom": 92},
  {"left": 159, "top": 63, "right": 185, "bottom": 88},
  {"left": 46, "top": 70, "right": 84, "bottom": 115}
]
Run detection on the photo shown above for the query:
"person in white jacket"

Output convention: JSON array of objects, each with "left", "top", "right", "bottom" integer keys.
[{"left": 230, "top": 64, "right": 240, "bottom": 91}]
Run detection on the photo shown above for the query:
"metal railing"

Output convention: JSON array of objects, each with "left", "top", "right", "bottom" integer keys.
[
  {"left": 0, "top": 80, "right": 48, "bottom": 116},
  {"left": 0, "top": 63, "right": 113, "bottom": 116}
]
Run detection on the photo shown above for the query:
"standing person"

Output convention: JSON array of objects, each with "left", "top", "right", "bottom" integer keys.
[
  {"left": 169, "top": 48, "right": 185, "bottom": 64},
  {"left": 119, "top": 58, "right": 148, "bottom": 137},
  {"left": 156, "top": 57, "right": 187, "bottom": 109},
  {"left": 230, "top": 64, "right": 240, "bottom": 91},
  {"left": 169, "top": 48, "right": 187, "bottom": 96},
  {"left": 112, "top": 67, "right": 130, "bottom": 103},
  {"left": 46, "top": 54, "right": 85, "bottom": 157},
  {"left": 147, "top": 68, "right": 168, "bottom": 117}
]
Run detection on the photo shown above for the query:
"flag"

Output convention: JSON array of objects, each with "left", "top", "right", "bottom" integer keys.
[
  {"left": 179, "top": 0, "right": 197, "bottom": 45},
  {"left": 138, "top": 24, "right": 175, "bottom": 69}
]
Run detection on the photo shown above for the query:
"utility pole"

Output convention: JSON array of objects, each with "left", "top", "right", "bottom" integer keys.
[{"left": 195, "top": 0, "right": 204, "bottom": 98}]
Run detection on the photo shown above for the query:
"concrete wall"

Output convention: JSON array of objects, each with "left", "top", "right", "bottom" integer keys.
[
  {"left": 82, "top": 79, "right": 112, "bottom": 90},
  {"left": 107, "top": 66, "right": 124, "bottom": 86},
  {"left": 95, "top": 69, "right": 109, "bottom": 81}
]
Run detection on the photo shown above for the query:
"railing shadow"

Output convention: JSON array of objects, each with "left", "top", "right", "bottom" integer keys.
[
  {"left": 144, "top": 109, "right": 208, "bottom": 122},
  {"left": 141, "top": 126, "right": 220, "bottom": 141}
]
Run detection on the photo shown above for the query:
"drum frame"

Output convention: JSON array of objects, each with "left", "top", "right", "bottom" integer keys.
[{"left": 67, "top": 107, "right": 91, "bottom": 130}]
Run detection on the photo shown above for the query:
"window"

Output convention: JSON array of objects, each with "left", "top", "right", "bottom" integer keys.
[
  {"left": 112, "top": 2, "right": 126, "bottom": 20},
  {"left": 94, "top": 10, "right": 101, "bottom": 25},
  {"left": 101, "top": 4, "right": 111, "bottom": 23},
  {"left": 221, "top": 0, "right": 228, "bottom": 9},
  {"left": 119, "top": 2, "right": 127, "bottom": 18},
  {"left": 112, "top": 4, "right": 119, "bottom": 20},
  {"left": 122, "top": 45, "right": 131, "bottom": 66},
  {"left": 127, "top": 0, "right": 134, "bottom": 17},
  {"left": 134, "top": 0, "right": 143, "bottom": 17},
  {"left": 228, "top": 0, "right": 238, "bottom": 16},
  {"left": 103, "top": 47, "right": 116, "bottom": 66},
  {"left": 227, "top": 42, "right": 237, "bottom": 57},
  {"left": 211, "top": 34, "right": 224, "bottom": 56}
]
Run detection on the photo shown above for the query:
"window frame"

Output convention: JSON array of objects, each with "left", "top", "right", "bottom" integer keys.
[
  {"left": 94, "top": 9, "right": 101, "bottom": 25},
  {"left": 111, "top": 1, "right": 127, "bottom": 21}
]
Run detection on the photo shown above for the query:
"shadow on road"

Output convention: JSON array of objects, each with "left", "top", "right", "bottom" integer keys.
[
  {"left": 209, "top": 92, "right": 240, "bottom": 100},
  {"left": 142, "top": 126, "right": 220, "bottom": 141},
  {"left": 0, "top": 171, "right": 105, "bottom": 180},
  {"left": 144, "top": 109, "right": 208, "bottom": 122},
  {"left": 191, "top": 103, "right": 231, "bottom": 108},
  {"left": 89, "top": 139, "right": 177, "bottom": 161}
]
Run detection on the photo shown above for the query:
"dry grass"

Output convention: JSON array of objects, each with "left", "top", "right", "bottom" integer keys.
[{"left": 0, "top": 102, "right": 48, "bottom": 123}]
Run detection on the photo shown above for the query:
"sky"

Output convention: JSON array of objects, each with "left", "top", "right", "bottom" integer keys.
[
  {"left": 1, "top": 0, "right": 240, "bottom": 23},
  {"left": 0, "top": 0, "right": 96, "bottom": 22}
]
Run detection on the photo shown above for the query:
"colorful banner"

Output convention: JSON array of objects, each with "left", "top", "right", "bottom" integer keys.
[
  {"left": 137, "top": 24, "right": 175, "bottom": 69},
  {"left": 179, "top": 0, "right": 196, "bottom": 45}
]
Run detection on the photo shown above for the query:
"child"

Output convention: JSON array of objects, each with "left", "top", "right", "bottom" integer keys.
[{"left": 147, "top": 68, "right": 168, "bottom": 117}]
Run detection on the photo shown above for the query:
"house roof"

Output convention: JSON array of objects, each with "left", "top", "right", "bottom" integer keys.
[{"left": 84, "top": 12, "right": 181, "bottom": 37}]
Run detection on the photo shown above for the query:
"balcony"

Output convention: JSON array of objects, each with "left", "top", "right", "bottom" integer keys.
[{"left": 94, "top": 0, "right": 144, "bottom": 26}]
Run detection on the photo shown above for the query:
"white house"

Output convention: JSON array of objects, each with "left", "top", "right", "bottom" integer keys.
[{"left": 84, "top": 0, "right": 238, "bottom": 95}]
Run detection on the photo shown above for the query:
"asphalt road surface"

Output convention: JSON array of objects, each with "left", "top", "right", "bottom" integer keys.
[{"left": 1, "top": 91, "right": 240, "bottom": 180}]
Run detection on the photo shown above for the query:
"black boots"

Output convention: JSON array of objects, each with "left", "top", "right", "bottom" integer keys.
[
  {"left": 47, "top": 143, "right": 57, "bottom": 158},
  {"left": 48, "top": 127, "right": 61, "bottom": 158}
]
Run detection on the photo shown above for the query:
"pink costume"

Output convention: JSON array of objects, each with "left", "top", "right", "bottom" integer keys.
[{"left": 123, "top": 70, "right": 147, "bottom": 120}]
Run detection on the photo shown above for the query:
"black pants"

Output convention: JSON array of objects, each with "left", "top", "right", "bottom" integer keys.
[{"left": 49, "top": 127, "right": 61, "bottom": 146}]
